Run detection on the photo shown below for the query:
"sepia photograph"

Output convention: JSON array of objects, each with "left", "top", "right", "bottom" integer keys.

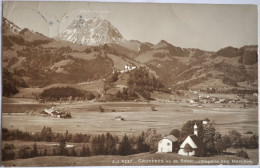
[{"left": 1, "top": 0, "right": 259, "bottom": 166}]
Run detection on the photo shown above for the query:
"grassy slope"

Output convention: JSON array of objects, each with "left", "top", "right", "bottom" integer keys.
[{"left": 2, "top": 150, "right": 258, "bottom": 166}]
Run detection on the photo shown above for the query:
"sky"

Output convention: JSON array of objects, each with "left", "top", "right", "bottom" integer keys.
[{"left": 3, "top": 1, "right": 258, "bottom": 51}]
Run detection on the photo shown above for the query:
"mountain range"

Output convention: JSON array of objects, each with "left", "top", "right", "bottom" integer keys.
[{"left": 2, "top": 16, "right": 258, "bottom": 97}]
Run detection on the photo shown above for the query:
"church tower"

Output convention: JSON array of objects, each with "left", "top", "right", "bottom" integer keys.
[{"left": 194, "top": 123, "right": 198, "bottom": 136}]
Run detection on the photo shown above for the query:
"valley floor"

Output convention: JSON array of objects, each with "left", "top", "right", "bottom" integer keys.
[
  {"left": 2, "top": 149, "right": 259, "bottom": 166},
  {"left": 2, "top": 97, "right": 258, "bottom": 137}
]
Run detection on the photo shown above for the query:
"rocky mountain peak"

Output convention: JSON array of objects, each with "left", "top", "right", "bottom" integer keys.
[{"left": 58, "top": 16, "right": 125, "bottom": 46}]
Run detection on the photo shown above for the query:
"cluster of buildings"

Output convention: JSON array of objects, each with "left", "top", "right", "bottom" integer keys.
[
  {"left": 112, "top": 64, "right": 137, "bottom": 74},
  {"left": 157, "top": 118, "right": 210, "bottom": 156},
  {"left": 42, "top": 107, "right": 72, "bottom": 118},
  {"left": 186, "top": 96, "right": 228, "bottom": 104},
  {"left": 186, "top": 95, "right": 257, "bottom": 105}
]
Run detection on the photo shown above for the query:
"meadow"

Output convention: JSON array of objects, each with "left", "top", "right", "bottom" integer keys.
[
  {"left": 2, "top": 98, "right": 258, "bottom": 137},
  {"left": 2, "top": 149, "right": 258, "bottom": 166}
]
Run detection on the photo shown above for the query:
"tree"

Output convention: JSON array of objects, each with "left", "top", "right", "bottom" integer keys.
[
  {"left": 249, "top": 134, "right": 258, "bottom": 149},
  {"left": 181, "top": 120, "right": 203, "bottom": 140},
  {"left": 53, "top": 148, "right": 56, "bottom": 156},
  {"left": 2, "top": 149, "right": 15, "bottom": 161},
  {"left": 43, "top": 148, "right": 48, "bottom": 156},
  {"left": 85, "top": 145, "right": 91, "bottom": 156},
  {"left": 41, "top": 127, "right": 53, "bottom": 142},
  {"left": 18, "top": 146, "right": 30, "bottom": 159},
  {"left": 80, "top": 144, "right": 87, "bottom": 156},
  {"left": 30, "top": 143, "right": 38, "bottom": 157},
  {"left": 184, "top": 143, "right": 193, "bottom": 156},
  {"left": 144, "top": 128, "right": 162, "bottom": 153},
  {"left": 137, "top": 132, "right": 150, "bottom": 153},
  {"left": 103, "top": 73, "right": 118, "bottom": 94},
  {"left": 104, "top": 133, "right": 117, "bottom": 155},
  {"left": 118, "top": 134, "right": 132, "bottom": 156},
  {"left": 215, "top": 139, "right": 225, "bottom": 155},
  {"left": 80, "top": 144, "right": 91, "bottom": 156},
  {"left": 91, "top": 134, "right": 105, "bottom": 155},
  {"left": 214, "top": 132, "right": 222, "bottom": 142},
  {"left": 203, "top": 124, "right": 216, "bottom": 154},
  {"left": 70, "top": 147, "right": 77, "bottom": 156},
  {"left": 2, "top": 144, "right": 15, "bottom": 161},
  {"left": 59, "top": 138, "right": 67, "bottom": 155},
  {"left": 229, "top": 130, "right": 243, "bottom": 148},
  {"left": 170, "top": 129, "right": 181, "bottom": 139},
  {"left": 213, "top": 132, "right": 225, "bottom": 155},
  {"left": 222, "top": 135, "right": 231, "bottom": 152}
]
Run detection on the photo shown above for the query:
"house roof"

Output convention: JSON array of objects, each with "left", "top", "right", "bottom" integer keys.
[
  {"left": 203, "top": 118, "right": 210, "bottom": 121},
  {"left": 164, "top": 135, "right": 178, "bottom": 142},
  {"left": 189, "top": 134, "right": 204, "bottom": 149}
]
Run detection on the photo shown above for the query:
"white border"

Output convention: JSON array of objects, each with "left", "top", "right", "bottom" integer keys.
[{"left": 0, "top": 0, "right": 259, "bottom": 168}]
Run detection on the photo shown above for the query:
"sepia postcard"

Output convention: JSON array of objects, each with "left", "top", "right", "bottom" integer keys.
[{"left": 1, "top": 0, "right": 259, "bottom": 167}]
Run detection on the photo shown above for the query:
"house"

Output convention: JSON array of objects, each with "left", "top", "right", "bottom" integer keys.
[
  {"left": 157, "top": 135, "right": 178, "bottom": 153},
  {"left": 178, "top": 124, "right": 204, "bottom": 156},
  {"left": 66, "top": 144, "right": 74, "bottom": 148},
  {"left": 115, "top": 116, "right": 124, "bottom": 121},
  {"left": 43, "top": 107, "right": 56, "bottom": 115},
  {"left": 120, "top": 64, "right": 137, "bottom": 73},
  {"left": 202, "top": 118, "right": 210, "bottom": 125}
]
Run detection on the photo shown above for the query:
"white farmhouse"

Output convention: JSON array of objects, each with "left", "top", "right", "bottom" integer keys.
[
  {"left": 202, "top": 118, "right": 210, "bottom": 125},
  {"left": 120, "top": 64, "right": 137, "bottom": 73},
  {"left": 178, "top": 124, "right": 204, "bottom": 156},
  {"left": 157, "top": 135, "right": 178, "bottom": 153}
]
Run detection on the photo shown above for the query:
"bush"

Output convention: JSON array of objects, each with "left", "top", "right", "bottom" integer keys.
[
  {"left": 18, "top": 146, "right": 31, "bottom": 159},
  {"left": 2, "top": 149, "right": 15, "bottom": 161},
  {"left": 99, "top": 105, "right": 104, "bottom": 112},
  {"left": 85, "top": 92, "right": 95, "bottom": 100},
  {"left": 242, "top": 134, "right": 258, "bottom": 149},
  {"left": 115, "top": 88, "right": 138, "bottom": 101},
  {"left": 223, "top": 76, "right": 238, "bottom": 87},
  {"left": 236, "top": 150, "right": 249, "bottom": 159},
  {"left": 151, "top": 106, "right": 156, "bottom": 111},
  {"left": 4, "top": 144, "right": 14, "bottom": 150},
  {"left": 245, "top": 131, "right": 253, "bottom": 134}
]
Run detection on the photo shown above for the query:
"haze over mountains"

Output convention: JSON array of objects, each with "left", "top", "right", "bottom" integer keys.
[{"left": 2, "top": 16, "right": 258, "bottom": 97}]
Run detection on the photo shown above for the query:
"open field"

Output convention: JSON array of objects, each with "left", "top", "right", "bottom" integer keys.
[
  {"left": 2, "top": 140, "right": 85, "bottom": 148},
  {"left": 2, "top": 149, "right": 258, "bottom": 166},
  {"left": 2, "top": 98, "right": 258, "bottom": 137}
]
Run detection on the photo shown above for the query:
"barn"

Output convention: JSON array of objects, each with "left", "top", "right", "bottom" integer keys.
[{"left": 157, "top": 135, "right": 178, "bottom": 153}]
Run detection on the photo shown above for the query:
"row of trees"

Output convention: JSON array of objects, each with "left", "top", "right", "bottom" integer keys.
[
  {"left": 2, "top": 142, "right": 91, "bottom": 161},
  {"left": 39, "top": 86, "right": 95, "bottom": 102},
  {"left": 2, "top": 127, "right": 91, "bottom": 143},
  {"left": 2, "top": 122, "right": 258, "bottom": 160},
  {"left": 2, "top": 126, "right": 163, "bottom": 160}
]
